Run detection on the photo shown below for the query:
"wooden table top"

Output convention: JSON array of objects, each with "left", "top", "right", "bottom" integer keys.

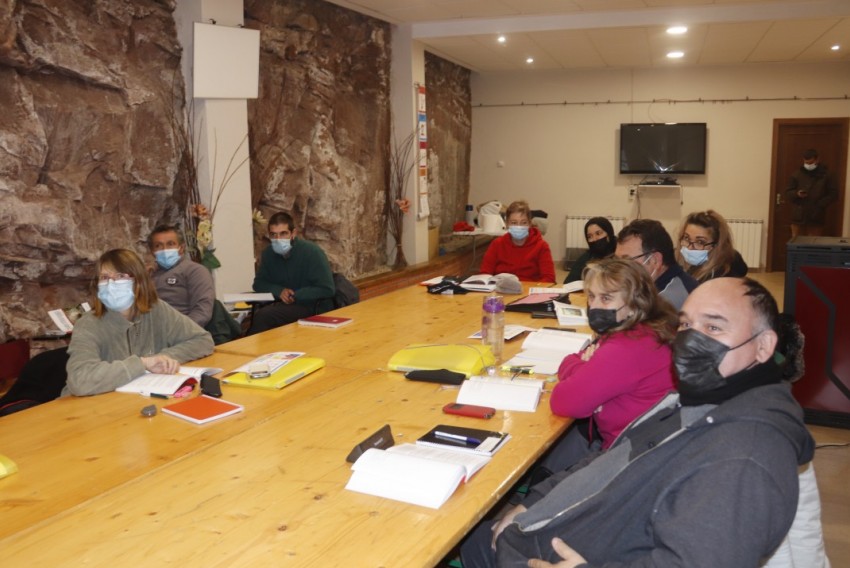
[
  {"left": 215, "top": 284, "right": 571, "bottom": 369},
  {"left": 0, "top": 351, "right": 364, "bottom": 540},
  {"left": 0, "top": 369, "right": 568, "bottom": 567},
  {"left": 0, "top": 284, "right": 579, "bottom": 565}
]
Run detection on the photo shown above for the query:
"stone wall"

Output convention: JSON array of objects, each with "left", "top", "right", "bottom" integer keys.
[
  {"left": 0, "top": 0, "right": 472, "bottom": 342},
  {"left": 0, "top": 0, "right": 184, "bottom": 342},
  {"left": 245, "top": 0, "right": 392, "bottom": 276},
  {"left": 424, "top": 51, "right": 472, "bottom": 237}
]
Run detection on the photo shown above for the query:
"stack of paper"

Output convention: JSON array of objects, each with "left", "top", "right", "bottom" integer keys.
[
  {"left": 456, "top": 375, "right": 544, "bottom": 412},
  {"left": 345, "top": 444, "right": 490, "bottom": 509},
  {"left": 503, "top": 329, "right": 592, "bottom": 375}
]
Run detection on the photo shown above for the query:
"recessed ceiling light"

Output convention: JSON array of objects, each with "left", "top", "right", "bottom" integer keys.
[
  {"left": 526, "top": 57, "right": 534, "bottom": 64},
  {"left": 667, "top": 26, "right": 688, "bottom": 35},
  {"left": 667, "top": 51, "right": 684, "bottom": 59},
  {"left": 497, "top": 35, "right": 506, "bottom": 44},
  {"left": 831, "top": 44, "right": 840, "bottom": 51}
]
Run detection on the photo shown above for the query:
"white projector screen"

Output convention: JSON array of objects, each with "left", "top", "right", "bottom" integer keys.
[{"left": 193, "top": 22, "right": 260, "bottom": 99}]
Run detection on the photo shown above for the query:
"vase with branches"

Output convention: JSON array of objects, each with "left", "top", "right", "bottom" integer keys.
[
  {"left": 168, "top": 91, "right": 249, "bottom": 269},
  {"left": 386, "top": 130, "right": 417, "bottom": 269}
]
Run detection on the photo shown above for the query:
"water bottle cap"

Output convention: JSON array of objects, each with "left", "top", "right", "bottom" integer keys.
[
  {"left": 483, "top": 295, "right": 505, "bottom": 312},
  {"left": 466, "top": 204, "right": 474, "bottom": 211}
]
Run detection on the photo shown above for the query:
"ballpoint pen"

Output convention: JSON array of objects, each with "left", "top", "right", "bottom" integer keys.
[
  {"left": 500, "top": 365, "right": 533, "bottom": 374},
  {"left": 434, "top": 431, "right": 481, "bottom": 445}
]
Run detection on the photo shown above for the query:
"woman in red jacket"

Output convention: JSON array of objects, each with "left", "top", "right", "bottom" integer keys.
[{"left": 479, "top": 200, "right": 556, "bottom": 283}]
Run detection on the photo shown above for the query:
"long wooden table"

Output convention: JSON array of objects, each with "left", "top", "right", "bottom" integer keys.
[{"left": 0, "top": 284, "right": 575, "bottom": 566}]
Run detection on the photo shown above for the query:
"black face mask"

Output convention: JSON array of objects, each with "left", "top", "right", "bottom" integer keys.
[
  {"left": 673, "top": 329, "right": 760, "bottom": 403},
  {"left": 587, "top": 306, "right": 624, "bottom": 334},
  {"left": 588, "top": 238, "right": 611, "bottom": 258}
]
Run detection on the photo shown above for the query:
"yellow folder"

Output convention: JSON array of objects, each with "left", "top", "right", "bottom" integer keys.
[
  {"left": 387, "top": 344, "right": 495, "bottom": 378},
  {"left": 222, "top": 357, "right": 326, "bottom": 390}
]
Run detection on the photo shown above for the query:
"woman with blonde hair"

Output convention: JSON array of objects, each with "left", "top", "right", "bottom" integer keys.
[
  {"left": 479, "top": 200, "right": 556, "bottom": 282},
  {"left": 676, "top": 209, "right": 748, "bottom": 282},
  {"left": 542, "top": 257, "right": 678, "bottom": 472},
  {"left": 64, "top": 248, "right": 214, "bottom": 396}
]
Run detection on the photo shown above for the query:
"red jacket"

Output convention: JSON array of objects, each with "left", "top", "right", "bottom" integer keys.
[{"left": 479, "top": 227, "right": 555, "bottom": 283}]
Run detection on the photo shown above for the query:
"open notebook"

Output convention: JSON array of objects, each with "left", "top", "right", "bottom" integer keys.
[{"left": 222, "top": 357, "right": 326, "bottom": 390}]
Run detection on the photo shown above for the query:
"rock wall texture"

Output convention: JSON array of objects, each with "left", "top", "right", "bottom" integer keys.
[
  {"left": 0, "top": 0, "right": 185, "bottom": 342},
  {"left": 245, "top": 0, "right": 392, "bottom": 276},
  {"left": 425, "top": 51, "right": 472, "bottom": 237},
  {"left": 0, "top": 0, "right": 471, "bottom": 342}
]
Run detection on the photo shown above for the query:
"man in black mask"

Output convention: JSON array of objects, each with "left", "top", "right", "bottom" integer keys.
[{"left": 460, "top": 277, "right": 815, "bottom": 568}]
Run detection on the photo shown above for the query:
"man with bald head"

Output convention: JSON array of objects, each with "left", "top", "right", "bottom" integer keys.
[{"left": 461, "top": 277, "right": 815, "bottom": 568}]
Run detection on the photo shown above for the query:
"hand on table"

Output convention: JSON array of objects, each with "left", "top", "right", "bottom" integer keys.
[
  {"left": 141, "top": 354, "right": 180, "bottom": 374},
  {"left": 527, "top": 538, "right": 587, "bottom": 568}
]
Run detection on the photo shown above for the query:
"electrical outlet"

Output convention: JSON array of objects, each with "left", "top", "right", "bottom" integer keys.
[{"left": 628, "top": 187, "right": 636, "bottom": 197}]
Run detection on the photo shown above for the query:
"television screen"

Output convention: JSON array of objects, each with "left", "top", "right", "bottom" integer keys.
[{"left": 619, "top": 123, "right": 707, "bottom": 175}]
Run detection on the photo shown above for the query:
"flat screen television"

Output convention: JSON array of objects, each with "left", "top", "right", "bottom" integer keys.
[{"left": 619, "top": 123, "right": 707, "bottom": 175}]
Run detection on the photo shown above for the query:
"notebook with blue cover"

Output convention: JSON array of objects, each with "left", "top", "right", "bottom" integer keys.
[{"left": 222, "top": 357, "right": 326, "bottom": 390}]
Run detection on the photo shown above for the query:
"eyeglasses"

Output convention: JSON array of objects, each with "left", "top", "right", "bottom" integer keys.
[
  {"left": 98, "top": 272, "right": 132, "bottom": 284},
  {"left": 628, "top": 251, "right": 652, "bottom": 261},
  {"left": 680, "top": 238, "right": 715, "bottom": 251}
]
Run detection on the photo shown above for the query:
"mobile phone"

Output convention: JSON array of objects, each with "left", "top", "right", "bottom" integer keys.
[
  {"left": 248, "top": 362, "right": 271, "bottom": 379},
  {"left": 200, "top": 374, "right": 223, "bottom": 398},
  {"left": 442, "top": 403, "right": 496, "bottom": 419}
]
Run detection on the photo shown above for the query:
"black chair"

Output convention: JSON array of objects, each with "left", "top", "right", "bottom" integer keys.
[{"left": 0, "top": 347, "right": 69, "bottom": 416}]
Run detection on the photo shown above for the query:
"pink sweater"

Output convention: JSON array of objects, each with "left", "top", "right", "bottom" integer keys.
[
  {"left": 551, "top": 324, "right": 675, "bottom": 449},
  {"left": 479, "top": 227, "right": 556, "bottom": 283}
]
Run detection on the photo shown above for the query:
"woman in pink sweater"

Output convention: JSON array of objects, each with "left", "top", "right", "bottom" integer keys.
[{"left": 543, "top": 258, "right": 677, "bottom": 473}]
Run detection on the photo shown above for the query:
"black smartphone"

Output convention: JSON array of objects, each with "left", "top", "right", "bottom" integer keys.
[{"left": 200, "top": 373, "right": 223, "bottom": 398}]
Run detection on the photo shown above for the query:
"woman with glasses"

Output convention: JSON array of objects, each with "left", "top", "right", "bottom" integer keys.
[
  {"left": 564, "top": 216, "right": 617, "bottom": 283},
  {"left": 479, "top": 200, "right": 556, "bottom": 283},
  {"left": 676, "top": 209, "right": 748, "bottom": 282},
  {"left": 64, "top": 248, "right": 214, "bottom": 396}
]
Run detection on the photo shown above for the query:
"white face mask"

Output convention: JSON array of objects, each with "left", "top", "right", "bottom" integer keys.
[
  {"left": 681, "top": 246, "right": 709, "bottom": 266},
  {"left": 803, "top": 162, "right": 817, "bottom": 171}
]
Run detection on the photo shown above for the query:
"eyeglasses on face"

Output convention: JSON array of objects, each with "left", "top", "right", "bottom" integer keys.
[
  {"left": 98, "top": 272, "right": 132, "bottom": 284},
  {"left": 680, "top": 238, "right": 715, "bottom": 250}
]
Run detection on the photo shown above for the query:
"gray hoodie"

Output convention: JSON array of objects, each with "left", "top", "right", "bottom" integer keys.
[{"left": 497, "top": 370, "right": 814, "bottom": 567}]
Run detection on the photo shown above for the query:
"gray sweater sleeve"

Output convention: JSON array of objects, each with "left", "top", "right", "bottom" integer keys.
[{"left": 65, "top": 315, "right": 147, "bottom": 396}]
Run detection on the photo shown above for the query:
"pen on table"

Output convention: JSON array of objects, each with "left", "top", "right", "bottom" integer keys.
[
  {"left": 434, "top": 431, "right": 481, "bottom": 445},
  {"left": 146, "top": 392, "right": 168, "bottom": 399},
  {"left": 500, "top": 365, "right": 533, "bottom": 375}
]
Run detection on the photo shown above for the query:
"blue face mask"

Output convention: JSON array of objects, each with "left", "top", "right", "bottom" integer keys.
[
  {"left": 680, "top": 246, "right": 709, "bottom": 266},
  {"left": 154, "top": 248, "right": 181, "bottom": 270},
  {"left": 508, "top": 226, "right": 529, "bottom": 241},
  {"left": 97, "top": 279, "right": 136, "bottom": 312},
  {"left": 271, "top": 238, "right": 292, "bottom": 256}
]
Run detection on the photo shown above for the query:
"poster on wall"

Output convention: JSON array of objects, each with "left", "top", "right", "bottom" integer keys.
[{"left": 416, "top": 84, "right": 430, "bottom": 220}]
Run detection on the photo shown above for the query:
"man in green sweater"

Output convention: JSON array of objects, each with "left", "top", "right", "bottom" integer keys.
[{"left": 249, "top": 212, "right": 335, "bottom": 334}]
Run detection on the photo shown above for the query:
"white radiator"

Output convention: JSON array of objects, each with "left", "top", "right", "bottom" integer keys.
[
  {"left": 727, "top": 218, "right": 763, "bottom": 269},
  {"left": 565, "top": 216, "right": 626, "bottom": 250}
]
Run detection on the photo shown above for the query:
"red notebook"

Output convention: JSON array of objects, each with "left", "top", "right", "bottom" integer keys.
[
  {"left": 161, "top": 395, "right": 243, "bottom": 425},
  {"left": 297, "top": 315, "right": 353, "bottom": 329}
]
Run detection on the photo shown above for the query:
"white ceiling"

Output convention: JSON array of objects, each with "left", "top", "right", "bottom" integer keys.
[{"left": 324, "top": 0, "right": 850, "bottom": 72}]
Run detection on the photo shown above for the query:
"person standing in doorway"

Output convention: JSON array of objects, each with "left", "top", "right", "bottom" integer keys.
[{"left": 786, "top": 148, "right": 838, "bottom": 238}]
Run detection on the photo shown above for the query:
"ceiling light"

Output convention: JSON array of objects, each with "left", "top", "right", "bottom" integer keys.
[
  {"left": 526, "top": 57, "right": 534, "bottom": 64},
  {"left": 831, "top": 44, "right": 840, "bottom": 51},
  {"left": 667, "top": 26, "right": 688, "bottom": 35},
  {"left": 667, "top": 51, "right": 684, "bottom": 59},
  {"left": 497, "top": 35, "right": 506, "bottom": 44}
]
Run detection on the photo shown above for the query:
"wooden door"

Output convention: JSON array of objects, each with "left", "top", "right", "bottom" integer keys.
[{"left": 767, "top": 118, "right": 849, "bottom": 272}]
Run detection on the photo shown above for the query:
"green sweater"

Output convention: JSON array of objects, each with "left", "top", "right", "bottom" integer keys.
[
  {"left": 252, "top": 238, "right": 335, "bottom": 312},
  {"left": 64, "top": 301, "right": 214, "bottom": 396}
]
